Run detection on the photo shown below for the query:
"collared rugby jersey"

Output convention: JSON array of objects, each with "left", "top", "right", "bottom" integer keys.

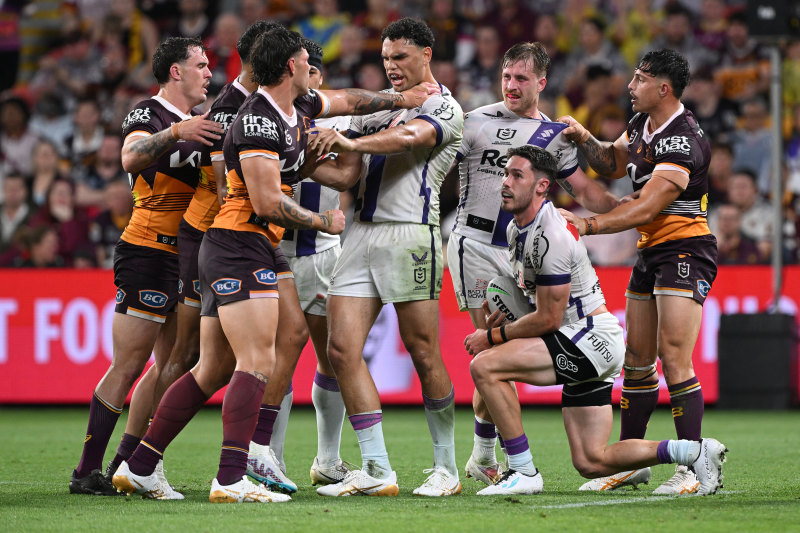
[
  {"left": 121, "top": 95, "right": 205, "bottom": 253},
  {"left": 347, "top": 85, "right": 463, "bottom": 226},
  {"left": 620, "top": 104, "right": 712, "bottom": 249},
  {"left": 452, "top": 102, "right": 580, "bottom": 248},
  {"left": 213, "top": 88, "right": 330, "bottom": 245},
  {"left": 507, "top": 201, "right": 605, "bottom": 327},
  {"left": 281, "top": 114, "right": 350, "bottom": 257},
  {"left": 184, "top": 79, "right": 250, "bottom": 233}
]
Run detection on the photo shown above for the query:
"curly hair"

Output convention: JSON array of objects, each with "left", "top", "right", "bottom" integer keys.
[
  {"left": 506, "top": 145, "right": 558, "bottom": 181},
  {"left": 380, "top": 18, "right": 435, "bottom": 49},
  {"left": 637, "top": 49, "right": 691, "bottom": 99},
  {"left": 152, "top": 37, "right": 204, "bottom": 85},
  {"left": 250, "top": 26, "right": 304, "bottom": 87}
]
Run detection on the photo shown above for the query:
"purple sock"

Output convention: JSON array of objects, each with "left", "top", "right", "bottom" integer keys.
[
  {"left": 656, "top": 440, "right": 672, "bottom": 464},
  {"left": 348, "top": 412, "right": 382, "bottom": 431},
  {"left": 619, "top": 377, "right": 660, "bottom": 440},
  {"left": 474, "top": 418, "right": 497, "bottom": 439},
  {"left": 314, "top": 371, "right": 340, "bottom": 392},
  {"left": 109, "top": 433, "right": 141, "bottom": 474},
  {"left": 216, "top": 371, "right": 266, "bottom": 485},
  {"left": 250, "top": 404, "right": 280, "bottom": 446},
  {"left": 127, "top": 372, "right": 209, "bottom": 476},
  {"left": 503, "top": 434, "right": 530, "bottom": 456},
  {"left": 668, "top": 377, "right": 703, "bottom": 441},
  {"left": 75, "top": 393, "right": 122, "bottom": 477}
]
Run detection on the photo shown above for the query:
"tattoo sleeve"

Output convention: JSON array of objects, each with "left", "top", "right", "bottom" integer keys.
[
  {"left": 556, "top": 176, "right": 576, "bottom": 199},
  {"left": 344, "top": 88, "right": 402, "bottom": 114},
  {"left": 580, "top": 136, "right": 618, "bottom": 175},
  {"left": 128, "top": 128, "right": 177, "bottom": 164},
  {"left": 266, "top": 195, "right": 321, "bottom": 230}
]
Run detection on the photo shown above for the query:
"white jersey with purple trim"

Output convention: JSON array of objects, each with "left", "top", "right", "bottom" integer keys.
[
  {"left": 507, "top": 201, "right": 605, "bottom": 327},
  {"left": 347, "top": 85, "right": 463, "bottom": 226},
  {"left": 280, "top": 115, "right": 350, "bottom": 257},
  {"left": 452, "top": 102, "right": 580, "bottom": 247}
]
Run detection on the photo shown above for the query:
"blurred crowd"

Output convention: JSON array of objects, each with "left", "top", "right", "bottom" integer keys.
[{"left": 1, "top": 0, "right": 799, "bottom": 269}]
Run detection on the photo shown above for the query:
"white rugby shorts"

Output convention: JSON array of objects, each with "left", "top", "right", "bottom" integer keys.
[
  {"left": 447, "top": 233, "right": 513, "bottom": 311},
  {"left": 286, "top": 244, "right": 340, "bottom": 316}
]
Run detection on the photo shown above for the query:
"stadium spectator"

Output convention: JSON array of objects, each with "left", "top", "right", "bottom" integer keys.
[
  {"left": 426, "top": 0, "right": 474, "bottom": 66},
  {"left": 479, "top": 0, "right": 537, "bottom": 56},
  {"left": 28, "top": 139, "right": 67, "bottom": 207},
  {"left": 730, "top": 98, "right": 773, "bottom": 196},
  {"left": 644, "top": 3, "right": 718, "bottom": 74},
  {"left": 0, "top": 0, "right": 22, "bottom": 91},
  {"left": 716, "top": 10, "right": 769, "bottom": 103},
  {"left": 16, "top": 0, "right": 67, "bottom": 85},
  {"left": 323, "top": 24, "right": 370, "bottom": 89},
  {"left": 457, "top": 24, "right": 502, "bottom": 112},
  {"left": 65, "top": 98, "right": 105, "bottom": 174},
  {"left": 95, "top": 0, "right": 159, "bottom": 91},
  {"left": 204, "top": 12, "right": 245, "bottom": 96},
  {"left": 354, "top": 61, "right": 389, "bottom": 91},
  {"left": 292, "top": 0, "right": 349, "bottom": 64},
  {"left": 27, "top": 178, "right": 92, "bottom": 267},
  {"left": 0, "top": 173, "right": 33, "bottom": 254},
  {"left": 29, "top": 94, "right": 72, "bottom": 155},
  {"left": 694, "top": 0, "right": 729, "bottom": 54},
  {"left": 0, "top": 96, "right": 39, "bottom": 177},
  {"left": 707, "top": 141, "right": 735, "bottom": 207},
  {"left": 683, "top": 68, "right": 739, "bottom": 145},
  {"left": 352, "top": 0, "right": 401, "bottom": 58},
  {"left": 73, "top": 134, "right": 126, "bottom": 209},
  {"left": 534, "top": 14, "right": 569, "bottom": 99},
  {"left": 12, "top": 225, "right": 64, "bottom": 268},
  {"left": 718, "top": 170, "right": 774, "bottom": 260},
  {"left": 608, "top": 0, "right": 660, "bottom": 68},
  {"left": 165, "top": 0, "right": 214, "bottom": 41},
  {"left": 89, "top": 178, "right": 132, "bottom": 268},
  {"left": 712, "top": 202, "right": 765, "bottom": 265},
  {"left": 29, "top": 29, "right": 103, "bottom": 105}
]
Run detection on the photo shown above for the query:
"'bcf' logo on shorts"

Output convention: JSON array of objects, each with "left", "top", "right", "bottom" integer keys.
[
  {"left": 212, "top": 278, "right": 241, "bottom": 295},
  {"left": 193, "top": 280, "right": 201, "bottom": 294},
  {"left": 139, "top": 290, "right": 168, "bottom": 308},
  {"left": 697, "top": 280, "right": 711, "bottom": 297},
  {"left": 253, "top": 269, "right": 277, "bottom": 285},
  {"left": 115, "top": 289, "right": 126, "bottom": 304},
  {"left": 178, "top": 279, "right": 184, "bottom": 294}
]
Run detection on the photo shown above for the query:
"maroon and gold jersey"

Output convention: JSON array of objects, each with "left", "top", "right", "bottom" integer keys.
[
  {"left": 120, "top": 96, "right": 205, "bottom": 253},
  {"left": 184, "top": 79, "right": 250, "bottom": 232},
  {"left": 620, "top": 105, "right": 712, "bottom": 249},
  {"left": 212, "top": 88, "right": 329, "bottom": 245}
]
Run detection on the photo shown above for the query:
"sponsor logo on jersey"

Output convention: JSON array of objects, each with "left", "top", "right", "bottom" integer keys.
[
  {"left": 529, "top": 232, "right": 549, "bottom": 270},
  {"left": 482, "top": 111, "right": 504, "bottom": 118},
  {"left": 115, "top": 288, "right": 126, "bottom": 305},
  {"left": 253, "top": 268, "right": 277, "bottom": 285},
  {"left": 479, "top": 149, "right": 508, "bottom": 169},
  {"left": 212, "top": 111, "right": 237, "bottom": 131},
  {"left": 539, "top": 128, "right": 553, "bottom": 139},
  {"left": 497, "top": 128, "right": 517, "bottom": 140},
  {"left": 365, "top": 119, "right": 407, "bottom": 135},
  {"left": 122, "top": 107, "right": 152, "bottom": 130},
  {"left": 678, "top": 261, "right": 690, "bottom": 278},
  {"left": 555, "top": 353, "right": 579, "bottom": 373},
  {"left": 628, "top": 129, "right": 639, "bottom": 144},
  {"left": 212, "top": 278, "right": 241, "bottom": 295},
  {"left": 139, "top": 290, "right": 168, "bottom": 308},
  {"left": 242, "top": 114, "right": 280, "bottom": 141},
  {"left": 193, "top": 280, "right": 201, "bottom": 295},
  {"left": 697, "top": 279, "right": 711, "bottom": 297},
  {"left": 654, "top": 135, "right": 691, "bottom": 156}
]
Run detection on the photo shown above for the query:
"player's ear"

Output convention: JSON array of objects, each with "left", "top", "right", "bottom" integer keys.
[
  {"left": 170, "top": 62, "right": 181, "bottom": 82},
  {"left": 287, "top": 57, "right": 296, "bottom": 76},
  {"left": 660, "top": 81, "right": 671, "bottom": 98}
]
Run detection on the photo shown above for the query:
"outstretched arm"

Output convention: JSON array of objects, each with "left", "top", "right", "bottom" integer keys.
[
  {"left": 557, "top": 166, "right": 620, "bottom": 214},
  {"left": 558, "top": 115, "right": 629, "bottom": 179},
  {"left": 308, "top": 118, "right": 438, "bottom": 155},
  {"left": 321, "top": 82, "right": 439, "bottom": 117}
]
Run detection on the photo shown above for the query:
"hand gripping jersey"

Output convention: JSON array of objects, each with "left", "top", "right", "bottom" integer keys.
[
  {"left": 281, "top": 114, "right": 350, "bottom": 257},
  {"left": 120, "top": 96, "right": 206, "bottom": 253},
  {"left": 347, "top": 85, "right": 463, "bottom": 226},
  {"left": 620, "top": 104, "right": 712, "bottom": 249},
  {"left": 452, "top": 102, "right": 580, "bottom": 248},
  {"left": 184, "top": 79, "right": 250, "bottom": 233},
  {"left": 506, "top": 201, "right": 605, "bottom": 327},
  {"left": 213, "top": 88, "right": 330, "bottom": 245}
]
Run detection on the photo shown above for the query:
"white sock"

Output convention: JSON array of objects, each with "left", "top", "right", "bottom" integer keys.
[
  {"left": 351, "top": 411, "right": 391, "bottom": 479},
  {"left": 668, "top": 439, "right": 702, "bottom": 465},
  {"left": 311, "top": 381, "right": 345, "bottom": 465},
  {"left": 423, "top": 389, "right": 458, "bottom": 477},
  {"left": 508, "top": 448, "right": 537, "bottom": 476},
  {"left": 269, "top": 390, "right": 292, "bottom": 471},
  {"left": 472, "top": 416, "right": 498, "bottom": 463}
]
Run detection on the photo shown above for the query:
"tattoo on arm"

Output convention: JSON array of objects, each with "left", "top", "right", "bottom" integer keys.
[
  {"left": 250, "top": 371, "right": 269, "bottom": 384},
  {"left": 580, "top": 136, "right": 617, "bottom": 175},
  {"left": 267, "top": 195, "right": 319, "bottom": 229},
  {"left": 344, "top": 88, "right": 402, "bottom": 114},
  {"left": 128, "top": 128, "right": 176, "bottom": 163},
  {"left": 556, "top": 177, "right": 576, "bottom": 199}
]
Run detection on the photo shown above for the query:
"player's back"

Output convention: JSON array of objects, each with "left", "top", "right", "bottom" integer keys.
[{"left": 452, "top": 102, "right": 579, "bottom": 247}]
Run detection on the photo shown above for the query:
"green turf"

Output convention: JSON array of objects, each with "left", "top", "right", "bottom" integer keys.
[{"left": 1, "top": 406, "right": 798, "bottom": 532}]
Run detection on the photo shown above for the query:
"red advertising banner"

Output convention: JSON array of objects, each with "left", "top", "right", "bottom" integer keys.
[{"left": 1, "top": 266, "right": 798, "bottom": 404}]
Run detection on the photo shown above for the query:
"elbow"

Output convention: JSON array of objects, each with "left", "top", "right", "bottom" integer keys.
[{"left": 121, "top": 155, "right": 139, "bottom": 175}]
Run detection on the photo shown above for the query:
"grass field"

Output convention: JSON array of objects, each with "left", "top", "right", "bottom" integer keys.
[{"left": 1, "top": 406, "right": 798, "bottom": 532}]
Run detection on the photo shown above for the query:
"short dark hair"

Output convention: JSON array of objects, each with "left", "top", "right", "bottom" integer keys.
[
  {"left": 502, "top": 42, "right": 551, "bottom": 77},
  {"left": 302, "top": 38, "right": 324, "bottom": 71},
  {"left": 731, "top": 168, "right": 758, "bottom": 184},
  {"left": 637, "top": 48, "right": 691, "bottom": 99},
  {"left": 237, "top": 20, "right": 283, "bottom": 63},
  {"left": 250, "top": 26, "right": 304, "bottom": 87},
  {"left": 507, "top": 145, "right": 558, "bottom": 181},
  {"left": 380, "top": 18, "right": 435, "bottom": 49},
  {"left": 152, "top": 37, "right": 204, "bottom": 85}
]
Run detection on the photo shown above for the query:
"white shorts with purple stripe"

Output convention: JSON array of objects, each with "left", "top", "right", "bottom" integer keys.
[
  {"left": 447, "top": 234, "right": 513, "bottom": 311},
  {"left": 546, "top": 312, "right": 624, "bottom": 386}
]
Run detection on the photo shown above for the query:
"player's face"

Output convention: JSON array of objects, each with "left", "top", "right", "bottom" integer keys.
[
  {"left": 180, "top": 46, "right": 212, "bottom": 106},
  {"left": 382, "top": 38, "right": 430, "bottom": 92},
  {"left": 293, "top": 48, "right": 312, "bottom": 93},
  {"left": 308, "top": 65, "right": 322, "bottom": 91},
  {"left": 628, "top": 69, "right": 663, "bottom": 113},
  {"left": 501, "top": 60, "right": 546, "bottom": 117},
  {"left": 501, "top": 155, "right": 538, "bottom": 214}
]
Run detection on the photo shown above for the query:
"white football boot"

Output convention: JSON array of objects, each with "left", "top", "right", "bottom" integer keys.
[
  {"left": 246, "top": 443, "right": 297, "bottom": 494},
  {"left": 316, "top": 469, "right": 399, "bottom": 497},
  {"left": 412, "top": 467, "right": 462, "bottom": 497},
  {"left": 209, "top": 475, "right": 291, "bottom": 503},
  {"left": 112, "top": 461, "right": 184, "bottom": 500},
  {"left": 691, "top": 438, "right": 727, "bottom": 495},
  {"left": 579, "top": 468, "right": 652, "bottom": 491},
  {"left": 464, "top": 455, "right": 506, "bottom": 485},
  {"left": 476, "top": 469, "right": 543, "bottom": 495},
  {"left": 652, "top": 465, "right": 699, "bottom": 495},
  {"left": 309, "top": 457, "right": 356, "bottom": 486}
]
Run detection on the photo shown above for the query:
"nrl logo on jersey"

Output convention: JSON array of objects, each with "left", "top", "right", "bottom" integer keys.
[
  {"left": 242, "top": 114, "right": 279, "bottom": 141},
  {"left": 654, "top": 135, "right": 691, "bottom": 156},
  {"left": 122, "top": 107, "right": 152, "bottom": 130},
  {"left": 497, "top": 128, "right": 517, "bottom": 140}
]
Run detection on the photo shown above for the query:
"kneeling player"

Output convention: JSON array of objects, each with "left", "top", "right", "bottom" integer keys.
[{"left": 463, "top": 145, "right": 727, "bottom": 495}]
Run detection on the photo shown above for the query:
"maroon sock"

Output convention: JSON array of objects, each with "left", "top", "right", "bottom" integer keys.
[
  {"left": 109, "top": 433, "right": 141, "bottom": 475},
  {"left": 216, "top": 371, "right": 266, "bottom": 485},
  {"left": 250, "top": 404, "right": 280, "bottom": 446},
  {"left": 75, "top": 393, "right": 122, "bottom": 477},
  {"left": 668, "top": 377, "right": 703, "bottom": 441},
  {"left": 619, "top": 377, "right": 660, "bottom": 440},
  {"left": 127, "top": 372, "right": 209, "bottom": 476}
]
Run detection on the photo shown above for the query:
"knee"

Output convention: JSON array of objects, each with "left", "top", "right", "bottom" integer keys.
[
  {"left": 326, "top": 336, "right": 348, "bottom": 370},
  {"left": 108, "top": 362, "right": 147, "bottom": 389},
  {"left": 469, "top": 355, "right": 491, "bottom": 386},
  {"left": 571, "top": 455, "right": 604, "bottom": 479}
]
